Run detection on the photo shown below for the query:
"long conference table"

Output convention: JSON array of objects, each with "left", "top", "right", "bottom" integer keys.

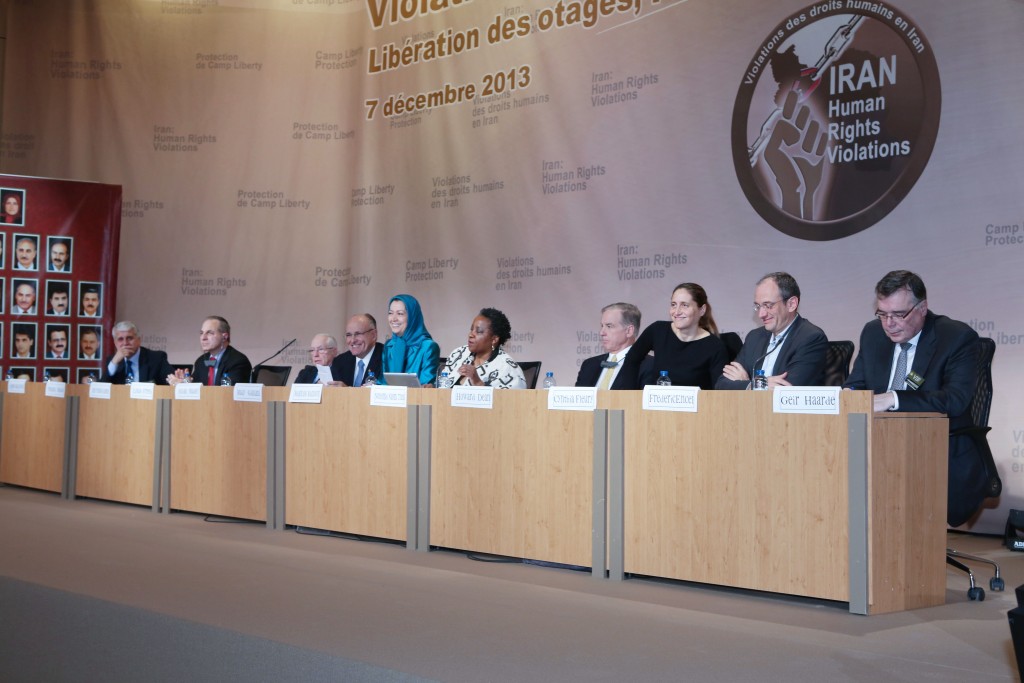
[{"left": 0, "top": 382, "right": 948, "bottom": 615}]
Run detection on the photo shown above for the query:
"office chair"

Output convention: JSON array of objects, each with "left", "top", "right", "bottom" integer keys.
[
  {"left": 518, "top": 361, "right": 542, "bottom": 389},
  {"left": 947, "top": 336, "right": 1004, "bottom": 600},
  {"left": 721, "top": 332, "right": 743, "bottom": 363},
  {"left": 824, "top": 340, "right": 855, "bottom": 386},
  {"left": 252, "top": 364, "right": 291, "bottom": 386}
]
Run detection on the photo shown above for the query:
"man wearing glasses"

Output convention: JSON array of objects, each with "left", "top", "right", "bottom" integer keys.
[
  {"left": 294, "top": 333, "right": 342, "bottom": 384},
  {"left": 844, "top": 270, "right": 986, "bottom": 526},
  {"left": 716, "top": 271, "right": 828, "bottom": 389}
]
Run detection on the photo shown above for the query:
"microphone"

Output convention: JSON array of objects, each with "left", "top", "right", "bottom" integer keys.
[{"left": 250, "top": 338, "right": 297, "bottom": 383}]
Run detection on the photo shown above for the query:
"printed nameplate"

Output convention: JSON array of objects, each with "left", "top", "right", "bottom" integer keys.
[
  {"left": 89, "top": 382, "right": 112, "bottom": 400},
  {"left": 233, "top": 383, "right": 263, "bottom": 403},
  {"left": 642, "top": 386, "right": 700, "bottom": 412},
  {"left": 45, "top": 381, "right": 67, "bottom": 398},
  {"left": 547, "top": 387, "right": 597, "bottom": 411},
  {"left": 773, "top": 386, "right": 841, "bottom": 415},
  {"left": 6, "top": 379, "right": 27, "bottom": 394},
  {"left": 175, "top": 382, "right": 202, "bottom": 400},
  {"left": 451, "top": 385, "right": 494, "bottom": 409},
  {"left": 130, "top": 382, "right": 156, "bottom": 400},
  {"left": 289, "top": 383, "right": 323, "bottom": 404},
  {"left": 370, "top": 385, "right": 407, "bottom": 408}
]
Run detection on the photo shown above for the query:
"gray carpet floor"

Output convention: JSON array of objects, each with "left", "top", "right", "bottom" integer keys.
[{"left": 0, "top": 486, "right": 1020, "bottom": 682}]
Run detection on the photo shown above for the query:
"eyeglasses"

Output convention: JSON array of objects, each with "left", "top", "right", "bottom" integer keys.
[
  {"left": 308, "top": 346, "right": 336, "bottom": 354},
  {"left": 344, "top": 330, "right": 373, "bottom": 339},
  {"left": 752, "top": 299, "right": 784, "bottom": 313},
  {"left": 874, "top": 300, "right": 921, "bottom": 323}
]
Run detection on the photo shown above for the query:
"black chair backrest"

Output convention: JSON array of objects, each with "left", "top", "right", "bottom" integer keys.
[
  {"left": 720, "top": 332, "right": 743, "bottom": 363},
  {"left": 824, "top": 340, "right": 855, "bottom": 386},
  {"left": 254, "top": 364, "right": 291, "bottom": 386},
  {"left": 518, "top": 361, "right": 541, "bottom": 389},
  {"left": 970, "top": 337, "right": 995, "bottom": 429}
]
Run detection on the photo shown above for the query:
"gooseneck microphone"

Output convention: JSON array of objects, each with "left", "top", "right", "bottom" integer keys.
[{"left": 249, "top": 338, "right": 297, "bottom": 383}]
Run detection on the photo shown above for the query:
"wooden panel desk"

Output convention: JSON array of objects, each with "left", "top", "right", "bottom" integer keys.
[
  {"left": 423, "top": 390, "right": 595, "bottom": 567},
  {"left": 284, "top": 387, "right": 408, "bottom": 541},
  {"left": 0, "top": 382, "right": 68, "bottom": 493},
  {"left": 599, "top": 390, "right": 948, "bottom": 614},
  {"left": 168, "top": 387, "right": 269, "bottom": 521},
  {"left": 73, "top": 385, "right": 170, "bottom": 507}
]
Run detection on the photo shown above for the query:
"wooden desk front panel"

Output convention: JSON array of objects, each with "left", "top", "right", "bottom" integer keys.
[
  {"left": 426, "top": 390, "right": 593, "bottom": 567},
  {"left": 0, "top": 383, "right": 66, "bottom": 492},
  {"left": 169, "top": 388, "right": 266, "bottom": 521},
  {"left": 285, "top": 389, "right": 407, "bottom": 540},
  {"left": 74, "top": 386, "right": 166, "bottom": 506},
  {"left": 604, "top": 391, "right": 862, "bottom": 601}
]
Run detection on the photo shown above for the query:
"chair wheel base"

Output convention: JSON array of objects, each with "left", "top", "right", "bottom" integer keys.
[
  {"left": 991, "top": 577, "right": 1005, "bottom": 591},
  {"left": 968, "top": 587, "right": 986, "bottom": 601}
]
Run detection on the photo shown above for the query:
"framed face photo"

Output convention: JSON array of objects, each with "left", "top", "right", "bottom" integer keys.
[
  {"left": 1, "top": 188, "right": 25, "bottom": 226},
  {"left": 11, "top": 322, "right": 36, "bottom": 360},
  {"left": 44, "top": 323, "right": 71, "bottom": 360},
  {"left": 78, "top": 281, "right": 102, "bottom": 317},
  {"left": 77, "top": 367, "right": 101, "bottom": 384},
  {"left": 43, "top": 367, "right": 69, "bottom": 383},
  {"left": 78, "top": 324, "right": 103, "bottom": 361},
  {"left": 11, "top": 278, "right": 37, "bottom": 315},
  {"left": 45, "top": 279, "right": 72, "bottom": 317},
  {"left": 47, "top": 236, "right": 73, "bottom": 273},
  {"left": 12, "top": 233, "right": 38, "bottom": 271},
  {"left": 9, "top": 367, "right": 35, "bottom": 381}
]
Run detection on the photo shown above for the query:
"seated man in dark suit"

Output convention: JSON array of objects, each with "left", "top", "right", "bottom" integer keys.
[
  {"left": 716, "top": 271, "right": 828, "bottom": 389},
  {"left": 575, "top": 302, "right": 640, "bottom": 390},
  {"left": 294, "top": 333, "right": 342, "bottom": 384},
  {"left": 844, "top": 270, "right": 988, "bottom": 526},
  {"left": 100, "top": 320, "right": 175, "bottom": 384},
  {"left": 333, "top": 313, "right": 384, "bottom": 386},
  {"left": 168, "top": 315, "right": 251, "bottom": 386}
]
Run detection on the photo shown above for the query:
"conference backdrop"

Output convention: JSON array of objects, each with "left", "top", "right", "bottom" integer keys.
[{"left": 1, "top": 0, "right": 1022, "bottom": 531}]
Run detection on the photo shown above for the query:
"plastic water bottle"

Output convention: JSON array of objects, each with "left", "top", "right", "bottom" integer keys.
[
  {"left": 220, "top": 374, "right": 233, "bottom": 386},
  {"left": 87, "top": 372, "right": 97, "bottom": 384},
  {"left": 542, "top": 371, "right": 556, "bottom": 389},
  {"left": 437, "top": 371, "right": 451, "bottom": 389},
  {"left": 5, "top": 369, "right": 13, "bottom": 381},
  {"left": 363, "top": 371, "right": 378, "bottom": 386},
  {"left": 656, "top": 371, "right": 672, "bottom": 386},
  {"left": 43, "top": 370, "right": 51, "bottom": 383},
  {"left": 125, "top": 369, "right": 135, "bottom": 385},
  {"left": 752, "top": 369, "right": 768, "bottom": 390},
  {"left": 182, "top": 369, "right": 191, "bottom": 383}
]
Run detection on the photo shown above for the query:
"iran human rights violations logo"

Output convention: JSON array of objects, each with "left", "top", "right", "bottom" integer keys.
[{"left": 732, "top": 2, "right": 940, "bottom": 241}]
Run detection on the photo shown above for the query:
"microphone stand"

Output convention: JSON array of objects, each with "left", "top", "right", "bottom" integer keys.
[{"left": 250, "top": 338, "right": 297, "bottom": 383}]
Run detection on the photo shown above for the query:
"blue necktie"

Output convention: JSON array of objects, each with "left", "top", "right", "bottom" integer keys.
[{"left": 353, "top": 359, "right": 365, "bottom": 387}]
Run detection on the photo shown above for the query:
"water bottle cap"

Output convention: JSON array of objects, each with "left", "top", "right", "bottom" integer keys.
[{"left": 660, "top": 370, "right": 668, "bottom": 375}]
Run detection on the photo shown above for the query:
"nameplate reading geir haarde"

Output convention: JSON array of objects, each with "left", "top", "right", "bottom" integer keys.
[
  {"left": 642, "top": 386, "right": 700, "bottom": 412},
  {"left": 451, "top": 385, "right": 493, "bottom": 409},
  {"left": 370, "top": 385, "right": 407, "bottom": 408},
  {"left": 772, "top": 387, "right": 841, "bottom": 415},
  {"left": 233, "top": 383, "right": 263, "bottom": 403},
  {"left": 289, "top": 384, "right": 323, "bottom": 404},
  {"left": 547, "top": 387, "right": 597, "bottom": 411}
]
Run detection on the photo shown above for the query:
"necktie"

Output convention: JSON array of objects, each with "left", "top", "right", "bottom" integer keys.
[
  {"left": 123, "top": 359, "right": 131, "bottom": 381},
  {"left": 208, "top": 356, "right": 217, "bottom": 386},
  {"left": 354, "top": 359, "right": 365, "bottom": 387},
  {"left": 598, "top": 354, "right": 617, "bottom": 390},
  {"left": 889, "top": 342, "right": 912, "bottom": 391}
]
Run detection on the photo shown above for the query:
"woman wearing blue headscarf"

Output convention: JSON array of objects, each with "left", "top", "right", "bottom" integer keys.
[{"left": 381, "top": 294, "right": 441, "bottom": 386}]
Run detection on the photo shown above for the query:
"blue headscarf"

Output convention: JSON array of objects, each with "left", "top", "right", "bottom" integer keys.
[{"left": 386, "top": 294, "right": 433, "bottom": 369}]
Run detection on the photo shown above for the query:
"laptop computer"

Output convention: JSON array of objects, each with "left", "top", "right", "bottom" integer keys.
[{"left": 383, "top": 372, "right": 421, "bottom": 387}]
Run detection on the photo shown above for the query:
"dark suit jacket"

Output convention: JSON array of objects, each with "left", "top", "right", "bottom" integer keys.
[
  {"left": 844, "top": 311, "right": 986, "bottom": 526},
  {"left": 191, "top": 345, "right": 252, "bottom": 386},
  {"left": 575, "top": 352, "right": 630, "bottom": 389},
  {"left": 100, "top": 347, "right": 175, "bottom": 385},
  {"left": 715, "top": 315, "right": 828, "bottom": 389}
]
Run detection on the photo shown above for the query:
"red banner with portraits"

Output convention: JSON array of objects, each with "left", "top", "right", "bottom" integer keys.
[{"left": 1, "top": 174, "right": 121, "bottom": 383}]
